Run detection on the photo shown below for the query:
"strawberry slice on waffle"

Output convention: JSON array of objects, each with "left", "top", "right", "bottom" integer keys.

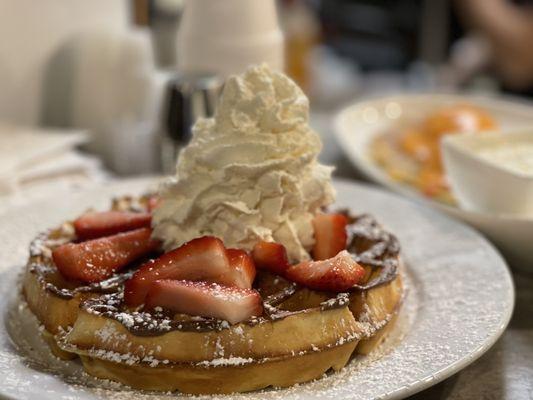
[
  {"left": 220, "top": 249, "right": 256, "bottom": 289},
  {"left": 312, "top": 213, "right": 348, "bottom": 260},
  {"left": 74, "top": 211, "right": 152, "bottom": 240},
  {"left": 285, "top": 250, "right": 365, "bottom": 292},
  {"left": 125, "top": 236, "right": 254, "bottom": 307},
  {"left": 145, "top": 280, "right": 263, "bottom": 324},
  {"left": 252, "top": 241, "right": 290, "bottom": 276},
  {"left": 52, "top": 228, "right": 160, "bottom": 283}
]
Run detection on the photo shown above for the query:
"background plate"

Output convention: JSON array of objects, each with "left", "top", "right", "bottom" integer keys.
[
  {"left": 333, "top": 93, "right": 533, "bottom": 267},
  {"left": 0, "top": 178, "right": 514, "bottom": 400}
]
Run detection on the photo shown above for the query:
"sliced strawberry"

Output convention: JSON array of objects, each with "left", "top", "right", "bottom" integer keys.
[
  {"left": 124, "top": 236, "right": 231, "bottom": 307},
  {"left": 312, "top": 213, "right": 348, "bottom": 260},
  {"left": 147, "top": 196, "right": 160, "bottom": 212},
  {"left": 252, "top": 241, "right": 290, "bottom": 276},
  {"left": 52, "top": 228, "right": 159, "bottom": 283},
  {"left": 145, "top": 280, "right": 263, "bottom": 324},
  {"left": 219, "top": 249, "right": 256, "bottom": 289},
  {"left": 284, "top": 250, "right": 365, "bottom": 292},
  {"left": 74, "top": 211, "right": 152, "bottom": 240}
]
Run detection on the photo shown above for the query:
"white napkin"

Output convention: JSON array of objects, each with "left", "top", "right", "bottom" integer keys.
[{"left": 0, "top": 124, "right": 107, "bottom": 211}]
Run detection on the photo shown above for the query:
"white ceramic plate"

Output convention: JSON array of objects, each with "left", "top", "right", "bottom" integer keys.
[
  {"left": 0, "top": 178, "right": 514, "bottom": 400},
  {"left": 333, "top": 93, "right": 533, "bottom": 267}
]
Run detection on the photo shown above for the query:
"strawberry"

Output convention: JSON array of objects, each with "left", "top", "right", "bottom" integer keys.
[
  {"left": 145, "top": 280, "right": 263, "bottom": 324},
  {"left": 252, "top": 241, "right": 290, "bottom": 276},
  {"left": 312, "top": 213, "right": 348, "bottom": 260},
  {"left": 52, "top": 228, "right": 159, "bottom": 283},
  {"left": 220, "top": 249, "right": 256, "bottom": 289},
  {"left": 284, "top": 250, "right": 365, "bottom": 292},
  {"left": 74, "top": 211, "right": 152, "bottom": 240},
  {"left": 124, "top": 236, "right": 231, "bottom": 307}
]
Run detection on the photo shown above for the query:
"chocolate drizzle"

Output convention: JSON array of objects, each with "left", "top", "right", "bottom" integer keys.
[
  {"left": 263, "top": 283, "right": 298, "bottom": 308},
  {"left": 81, "top": 290, "right": 353, "bottom": 337},
  {"left": 33, "top": 264, "right": 131, "bottom": 300},
  {"left": 346, "top": 213, "right": 400, "bottom": 291}
]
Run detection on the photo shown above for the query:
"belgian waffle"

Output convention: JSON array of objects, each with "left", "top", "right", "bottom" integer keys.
[{"left": 55, "top": 213, "right": 403, "bottom": 393}]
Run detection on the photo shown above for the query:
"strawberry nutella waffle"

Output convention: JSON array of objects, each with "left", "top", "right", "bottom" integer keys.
[{"left": 22, "top": 65, "right": 403, "bottom": 394}]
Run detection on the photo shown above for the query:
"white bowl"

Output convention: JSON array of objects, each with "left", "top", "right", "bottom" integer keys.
[
  {"left": 333, "top": 93, "right": 533, "bottom": 268},
  {"left": 442, "top": 130, "right": 533, "bottom": 217}
]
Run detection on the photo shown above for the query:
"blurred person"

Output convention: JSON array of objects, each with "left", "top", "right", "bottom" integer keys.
[{"left": 457, "top": 0, "right": 533, "bottom": 91}]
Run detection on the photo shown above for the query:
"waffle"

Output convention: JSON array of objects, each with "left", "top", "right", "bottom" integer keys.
[{"left": 55, "top": 213, "right": 403, "bottom": 393}]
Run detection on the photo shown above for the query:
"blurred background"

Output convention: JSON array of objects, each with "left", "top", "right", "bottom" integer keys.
[{"left": 0, "top": 0, "right": 532, "bottom": 205}]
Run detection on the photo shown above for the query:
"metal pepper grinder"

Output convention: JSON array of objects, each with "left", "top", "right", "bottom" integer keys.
[{"left": 159, "top": 72, "right": 222, "bottom": 174}]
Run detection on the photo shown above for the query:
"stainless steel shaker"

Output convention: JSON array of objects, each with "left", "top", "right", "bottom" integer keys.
[{"left": 159, "top": 72, "right": 222, "bottom": 174}]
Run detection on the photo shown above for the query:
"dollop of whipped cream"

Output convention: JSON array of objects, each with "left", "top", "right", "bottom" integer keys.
[{"left": 152, "top": 64, "right": 335, "bottom": 262}]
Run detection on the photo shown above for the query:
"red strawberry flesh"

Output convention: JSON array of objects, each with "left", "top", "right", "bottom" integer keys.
[
  {"left": 74, "top": 211, "right": 152, "bottom": 240},
  {"left": 252, "top": 241, "right": 290, "bottom": 276},
  {"left": 145, "top": 280, "right": 263, "bottom": 324},
  {"left": 52, "top": 228, "right": 159, "bottom": 283},
  {"left": 312, "top": 213, "right": 348, "bottom": 260},
  {"left": 220, "top": 249, "right": 256, "bottom": 289},
  {"left": 124, "top": 236, "right": 231, "bottom": 307},
  {"left": 285, "top": 250, "right": 365, "bottom": 292}
]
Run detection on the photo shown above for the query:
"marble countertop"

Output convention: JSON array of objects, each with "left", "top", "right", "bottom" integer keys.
[{"left": 312, "top": 112, "right": 533, "bottom": 400}]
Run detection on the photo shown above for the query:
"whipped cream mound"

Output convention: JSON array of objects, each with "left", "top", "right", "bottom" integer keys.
[{"left": 152, "top": 64, "right": 335, "bottom": 262}]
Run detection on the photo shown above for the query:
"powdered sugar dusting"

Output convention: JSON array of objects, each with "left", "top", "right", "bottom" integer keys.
[
  {"left": 115, "top": 313, "right": 135, "bottom": 329},
  {"left": 197, "top": 357, "right": 255, "bottom": 367}
]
